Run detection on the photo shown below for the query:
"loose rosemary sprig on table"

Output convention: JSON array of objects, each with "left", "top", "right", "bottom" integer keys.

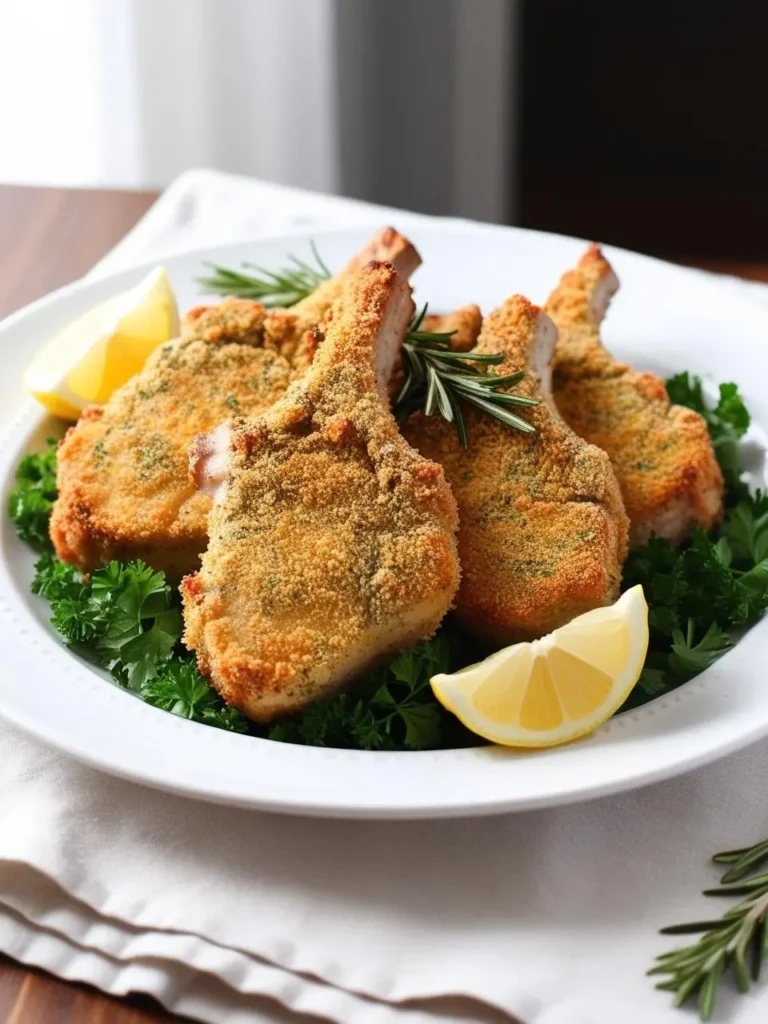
[
  {"left": 198, "top": 240, "right": 331, "bottom": 306},
  {"left": 651, "top": 837, "right": 768, "bottom": 1019},
  {"left": 398, "top": 304, "right": 538, "bottom": 447}
]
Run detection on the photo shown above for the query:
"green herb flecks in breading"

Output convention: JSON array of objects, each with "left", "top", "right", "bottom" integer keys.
[
  {"left": 621, "top": 375, "right": 765, "bottom": 709},
  {"left": 9, "top": 370, "right": 768, "bottom": 750}
]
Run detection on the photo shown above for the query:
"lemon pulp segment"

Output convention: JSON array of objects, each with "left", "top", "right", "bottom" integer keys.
[{"left": 431, "top": 585, "right": 649, "bottom": 748}]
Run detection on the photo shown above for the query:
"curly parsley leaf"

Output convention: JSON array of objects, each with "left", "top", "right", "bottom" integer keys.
[
  {"left": 32, "top": 554, "right": 104, "bottom": 645},
  {"left": 367, "top": 635, "right": 449, "bottom": 750},
  {"left": 141, "top": 658, "right": 249, "bottom": 732},
  {"left": 666, "top": 373, "right": 750, "bottom": 497},
  {"left": 623, "top": 376, "right": 766, "bottom": 708},
  {"left": 87, "top": 561, "right": 182, "bottom": 689},
  {"left": 32, "top": 556, "right": 181, "bottom": 686},
  {"left": 268, "top": 694, "right": 365, "bottom": 748},
  {"left": 115, "top": 610, "right": 182, "bottom": 691},
  {"left": 32, "top": 553, "right": 86, "bottom": 603},
  {"left": 8, "top": 439, "right": 58, "bottom": 549},
  {"left": 669, "top": 621, "right": 733, "bottom": 675},
  {"left": 267, "top": 634, "right": 455, "bottom": 751},
  {"left": 721, "top": 495, "right": 768, "bottom": 564},
  {"left": 30, "top": 554, "right": 248, "bottom": 732},
  {"left": 636, "top": 666, "right": 668, "bottom": 697}
]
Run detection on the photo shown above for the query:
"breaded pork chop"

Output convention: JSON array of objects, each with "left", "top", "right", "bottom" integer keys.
[
  {"left": 181, "top": 262, "right": 460, "bottom": 722},
  {"left": 50, "top": 307, "right": 307, "bottom": 581},
  {"left": 289, "top": 226, "right": 421, "bottom": 328},
  {"left": 388, "top": 304, "right": 483, "bottom": 403},
  {"left": 545, "top": 244, "right": 724, "bottom": 545},
  {"left": 423, "top": 305, "right": 483, "bottom": 351},
  {"left": 51, "top": 229, "right": 423, "bottom": 580},
  {"left": 404, "top": 295, "right": 628, "bottom": 645}
]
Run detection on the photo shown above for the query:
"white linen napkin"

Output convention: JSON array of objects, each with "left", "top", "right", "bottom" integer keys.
[{"left": 2, "top": 168, "right": 768, "bottom": 1024}]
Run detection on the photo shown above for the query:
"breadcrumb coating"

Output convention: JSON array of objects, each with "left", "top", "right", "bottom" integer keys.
[
  {"left": 423, "top": 305, "right": 483, "bottom": 351},
  {"left": 388, "top": 304, "right": 483, "bottom": 402},
  {"left": 404, "top": 295, "right": 628, "bottom": 645},
  {"left": 50, "top": 229, "right": 423, "bottom": 580},
  {"left": 181, "top": 262, "right": 460, "bottom": 722},
  {"left": 50, "top": 306, "right": 306, "bottom": 580},
  {"left": 546, "top": 244, "right": 724, "bottom": 545},
  {"left": 290, "top": 226, "right": 421, "bottom": 329}
]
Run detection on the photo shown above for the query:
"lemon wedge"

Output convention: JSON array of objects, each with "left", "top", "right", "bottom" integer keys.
[
  {"left": 431, "top": 585, "right": 649, "bottom": 748},
  {"left": 24, "top": 267, "right": 179, "bottom": 419}
]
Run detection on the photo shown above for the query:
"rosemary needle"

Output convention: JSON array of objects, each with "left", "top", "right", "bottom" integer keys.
[
  {"left": 199, "top": 248, "right": 538, "bottom": 445},
  {"left": 397, "top": 303, "right": 538, "bottom": 446},
  {"left": 651, "top": 837, "right": 768, "bottom": 1020},
  {"left": 198, "top": 240, "right": 330, "bottom": 306}
]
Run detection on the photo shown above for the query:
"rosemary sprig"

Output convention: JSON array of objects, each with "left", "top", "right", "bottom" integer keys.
[
  {"left": 651, "top": 838, "right": 768, "bottom": 1019},
  {"left": 198, "top": 241, "right": 330, "bottom": 306},
  {"left": 397, "top": 304, "right": 538, "bottom": 447},
  {"left": 199, "top": 243, "right": 538, "bottom": 444}
]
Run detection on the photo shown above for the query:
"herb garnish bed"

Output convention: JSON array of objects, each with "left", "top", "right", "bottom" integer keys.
[{"left": 8, "top": 372, "right": 766, "bottom": 750}]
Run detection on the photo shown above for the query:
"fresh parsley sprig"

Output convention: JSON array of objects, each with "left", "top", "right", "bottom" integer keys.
[
  {"left": 30, "top": 553, "right": 249, "bottom": 733},
  {"left": 198, "top": 241, "right": 330, "bottom": 306},
  {"left": 622, "top": 375, "right": 764, "bottom": 708},
  {"left": 8, "top": 439, "right": 58, "bottom": 550},
  {"left": 142, "top": 658, "right": 249, "bottom": 732},
  {"left": 652, "top": 839, "right": 768, "bottom": 1019},
  {"left": 268, "top": 634, "right": 463, "bottom": 751},
  {"left": 397, "top": 304, "right": 538, "bottom": 447},
  {"left": 667, "top": 373, "right": 751, "bottom": 499},
  {"left": 33, "top": 554, "right": 179, "bottom": 690}
]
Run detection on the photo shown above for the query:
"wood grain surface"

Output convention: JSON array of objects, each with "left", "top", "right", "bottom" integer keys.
[
  {"left": 0, "top": 186, "right": 156, "bottom": 320},
  {"left": 0, "top": 182, "right": 766, "bottom": 1022},
  {"left": 0, "top": 184, "right": 189, "bottom": 1024}
]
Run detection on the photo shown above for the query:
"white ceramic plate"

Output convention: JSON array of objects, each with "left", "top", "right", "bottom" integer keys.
[{"left": 1, "top": 221, "right": 767, "bottom": 820}]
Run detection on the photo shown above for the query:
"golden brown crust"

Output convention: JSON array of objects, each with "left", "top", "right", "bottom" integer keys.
[
  {"left": 387, "top": 304, "right": 484, "bottom": 403},
  {"left": 181, "top": 299, "right": 269, "bottom": 345},
  {"left": 181, "top": 262, "right": 460, "bottom": 722},
  {"left": 50, "top": 319, "right": 299, "bottom": 580},
  {"left": 545, "top": 245, "right": 724, "bottom": 545},
  {"left": 51, "top": 230, "right": 424, "bottom": 580},
  {"left": 181, "top": 300, "right": 318, "bottom": 370},
  {"left": 423, "top": 305, "right": 483, "bottom": 352},
  {"left": 403, "top": 295, "right": 629, "bottom": 645},
  {"left": 290, "top": 226, "right": 422, "bottom": 329}
]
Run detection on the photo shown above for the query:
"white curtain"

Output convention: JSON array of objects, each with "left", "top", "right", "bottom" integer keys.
[
  {"left": 0, "top": 0, "right": 141, "bottom": 186},
  {"left": 0, "top": 0, "right": 518, "bottom": 220}
]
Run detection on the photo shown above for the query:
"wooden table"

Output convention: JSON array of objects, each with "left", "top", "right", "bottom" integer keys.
[
  {"left": 0, "top": 185, "right": 186, "bottom": 1024},
  {"left": 0, "top": 182, "right": 767, "bottom": 1022}
]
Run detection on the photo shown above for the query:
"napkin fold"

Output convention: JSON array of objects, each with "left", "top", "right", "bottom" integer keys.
[{"left": 1, "top": 168, "right": 768, "bottom": 1023}]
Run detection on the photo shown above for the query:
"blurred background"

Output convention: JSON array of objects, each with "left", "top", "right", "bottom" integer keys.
[{"left": 0, "top": 0, "right": 763, "bottom": 262}]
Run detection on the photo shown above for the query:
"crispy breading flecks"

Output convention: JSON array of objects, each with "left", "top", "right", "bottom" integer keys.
[
  {"left": 545, "top": 244, "right": 724, "bottom": 545},
  {"left": 50, "top": 229, "right": 423, "bottom": 580},
  {"left": 404, "top": 295, "right": 629, "bottom": 645},
  {"left": 181, "top": 262, "right": 460, "bottom": 722},
  {"left": 423, "top": 305, "right": 483, "bottom": 352},
  {"left": 50, "top": 314, "right": 300, "bottom": 581},
  {"left": 387, "top": 304, "right": 483, "bottom": 402},
  {"left": 289, "top": 226, "right": 421, "bottom": 329}
]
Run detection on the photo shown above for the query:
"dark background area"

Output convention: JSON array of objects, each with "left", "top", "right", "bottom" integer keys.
[{"left": 519, "top": 2, "right": 767, "bottom": 260}]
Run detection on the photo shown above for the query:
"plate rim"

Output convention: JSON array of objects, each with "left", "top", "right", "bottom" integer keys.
[{"left": 1, "top": 219, "right": 767, "bottom": 819}]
